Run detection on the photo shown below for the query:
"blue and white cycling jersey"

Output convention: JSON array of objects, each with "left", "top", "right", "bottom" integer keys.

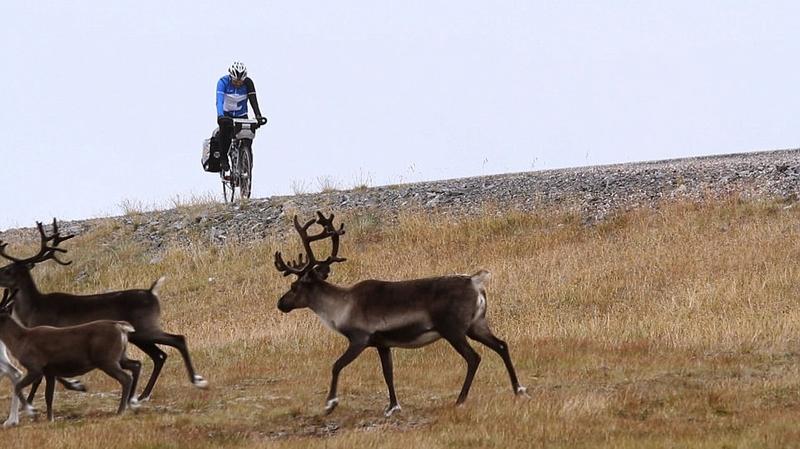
[{"left": 216, "top": 75, "right": 257, "bottom": 118}]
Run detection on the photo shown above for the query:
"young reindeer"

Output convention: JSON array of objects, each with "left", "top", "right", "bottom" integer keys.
[
  {"left": 0, "top": 289, "right": 34, "bottom": 427},
  {"left": 0, "top": 289, "right": 140, "bottom": 422},
  {"left": 0, "top": 289, "right": 85, "bottom": 407},
  {"left": 274, "top": 212, "right": 527, "bottom": 416},
  {"left": 0, "top": 219, "right": 207, "bottom": 404}
]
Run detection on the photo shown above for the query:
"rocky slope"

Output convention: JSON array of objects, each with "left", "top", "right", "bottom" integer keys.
[{"left": 4, "top": 149, "right": 800, "bottom": 248}]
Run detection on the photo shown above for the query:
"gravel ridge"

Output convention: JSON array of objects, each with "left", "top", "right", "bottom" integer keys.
[{"left": 4, "top": 148, "right": 800, "bottom": 248}]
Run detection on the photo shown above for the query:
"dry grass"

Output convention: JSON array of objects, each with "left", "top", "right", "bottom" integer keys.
[{"left": 3, "top": 198, "right": 800, "bottom": 448}]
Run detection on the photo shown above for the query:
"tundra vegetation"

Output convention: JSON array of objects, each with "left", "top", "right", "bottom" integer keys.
[{"left": 1, "top": 197, "right": 800, "bottom": 448}]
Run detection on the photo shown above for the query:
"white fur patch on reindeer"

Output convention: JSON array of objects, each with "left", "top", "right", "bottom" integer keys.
[
  {"left": 316, "top": 302, "right": 353, "bottom": 332},
  {"left": 470, "top": 270, "right": 490, "bottom": 322},
  {"left": 473, "top": 292, "right": 487, "bottom": 322}
]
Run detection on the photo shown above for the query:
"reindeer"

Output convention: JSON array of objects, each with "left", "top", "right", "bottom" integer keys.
[
  {"left": 0, "top": 289, "right": 34, "bottom": 427},
  {"left": 0, "top": 219, "right": 207, "bottom": 404},
  {"left": 274, "top": 212, "right": 527, "bottom": 416},
  {"left": 0, "top": 289, "right": 141, "bottom": 422}
]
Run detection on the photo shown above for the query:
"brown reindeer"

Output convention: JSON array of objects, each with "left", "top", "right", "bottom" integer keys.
[
  {"left": 0, "top": 289, "right": 141, "bottom": 422},
  {"left": 274, "top": 212, "right": 527, "bottom": 416},
  {"left": 0, "top": 219, "right": 207, "bottom": 404}
]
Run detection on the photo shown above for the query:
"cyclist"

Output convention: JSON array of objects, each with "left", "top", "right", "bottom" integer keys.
[{"left": 214, "top": 61, "right": 264, "bottom": 171}]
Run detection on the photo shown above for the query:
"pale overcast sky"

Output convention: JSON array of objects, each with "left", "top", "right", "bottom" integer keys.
[{"left": 1, "top": 1, "right": 798, "bottom": 230}]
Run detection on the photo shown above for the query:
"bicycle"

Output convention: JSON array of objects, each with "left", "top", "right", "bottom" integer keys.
[{"left": 219, "top": 117, "right": 267, "bottom": 202}]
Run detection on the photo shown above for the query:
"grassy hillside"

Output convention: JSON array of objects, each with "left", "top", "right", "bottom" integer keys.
[{"left": 3, "top": 197, "right": 800, "bottom": 448}]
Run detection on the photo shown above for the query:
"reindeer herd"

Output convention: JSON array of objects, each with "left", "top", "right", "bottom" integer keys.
[{"left": 0, "top": 213, "right": 525, "bottom": 427}]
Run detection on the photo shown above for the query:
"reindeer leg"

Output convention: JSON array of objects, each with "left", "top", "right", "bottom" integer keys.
[
  {"left": 325, "top": 339, "right": 367, "bottom": 414},
  {"left": 2, "top": 368, "right": 22, "bottom": 427},
  {"left": 14, "top": 372, "right": 41, "bottom": 423},
  {"left": 5, "top": 384, "right": 19, "bottom": 427},
  {"left": 26, "top": 377, "right": 41, "bottom": 405},
  {"left": 377, "top": 346, "right": 401, "bottom": 416},
  {"left": 468, "top": 321, "right": 527, "bottom": 397},
  {"left": 44, "top": 375, "right": 56, "bottom": 421},
  {"left": 130, "top": 340, "right": 166, "bottom": 401},
  {"left": 15, "top": 372, "right": 41, "bottom": 405},
  {"left": 57, "top": 377, "right": 87, "bottom": 392},
  {"left": 120, "top": 357, "right": 142, "bottom": 409},
  {"left": 0, "top": 343, "right": 24, "bottom": 427},
  {"left": 26, "top": 376, "right": 80, "bottom": 408},
  {"left": 99, "top": 364, "right": 132, "bottom": 414},
  {"left": 150, "top": 332, "right": 207, "bottom": 389},
  {"left": 441, "top": 332, "right": 481, "bottom": 405}
]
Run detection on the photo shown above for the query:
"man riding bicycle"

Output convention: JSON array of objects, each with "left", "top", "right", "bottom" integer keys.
[{"left": 214, "top": 61, "right": 264, "bottom": 171}]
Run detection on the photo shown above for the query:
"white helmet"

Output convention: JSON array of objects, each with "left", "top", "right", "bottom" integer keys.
[{"left": 228, "top": 61, "right": 247, "bottom": 80}]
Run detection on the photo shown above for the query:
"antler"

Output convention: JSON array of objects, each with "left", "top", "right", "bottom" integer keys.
[
  {"left": 274, "top": 211, "right": 346, "bottom": 277},
  {"left": 314, "top": 211, "right": 346, "bottom": 266},
  {"left": 0, "top": 218, "right": 74, "bottom": 266}
]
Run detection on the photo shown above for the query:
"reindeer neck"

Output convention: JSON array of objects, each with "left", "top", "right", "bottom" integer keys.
[
  {"left": 9, "top": 268, "right": 42, "bottom": 323},
  {"left": 13, "top": 268, "right": 41, "bottom": 297},
  {"left": 307, "top": 281, "right": 350, "bottom": 317},
  {"left": 0, "top": 317, "right": 27, "bottom": 350}
]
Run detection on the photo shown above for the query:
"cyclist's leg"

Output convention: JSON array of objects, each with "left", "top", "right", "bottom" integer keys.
[{"left": 217, "top": 119, "right": 235, "bottom": 171}]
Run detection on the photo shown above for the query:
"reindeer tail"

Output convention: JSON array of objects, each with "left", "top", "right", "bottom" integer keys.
[
  {"left": 471, "top": 269, "right": 491, "bottom": 287},
  {"left": 150, "top": 276, "right": 166, "bottom": 297}
]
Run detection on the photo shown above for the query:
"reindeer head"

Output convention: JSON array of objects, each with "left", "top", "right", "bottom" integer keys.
[
  {"left": 0, "top": 288, "right": 16, "bottom": 316},
  {"left": 0, "top": 219, "right": 74, "bottom": 289},
  {"left": 0, "top": 290, "right": 15, "bottom": 332},
  {"left": 274, "top": 212, "right": 346, "bottom": 312}
]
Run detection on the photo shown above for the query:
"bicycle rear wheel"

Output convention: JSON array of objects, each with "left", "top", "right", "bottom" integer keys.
[{"left": 220, "top": 171, "right": 235, "bottom": 202}]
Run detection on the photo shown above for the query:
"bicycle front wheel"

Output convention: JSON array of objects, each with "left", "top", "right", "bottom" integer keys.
[{"left": 239, "top": 147, "right": 252, "bottom": 199}]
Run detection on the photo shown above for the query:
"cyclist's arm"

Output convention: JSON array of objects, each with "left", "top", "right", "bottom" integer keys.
[
  {"left": 216, "top": 77, "right": 227, "bottom": 117},
  {"left": 245, "top": 78, "right": 263, "bottom": 118}
]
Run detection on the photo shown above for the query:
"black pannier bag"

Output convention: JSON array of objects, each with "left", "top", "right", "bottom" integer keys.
[{"left": 202, "top": 136, "right": 222, "bottom": 172}]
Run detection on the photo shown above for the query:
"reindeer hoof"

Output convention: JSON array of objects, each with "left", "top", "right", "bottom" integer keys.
[
  {"left": 324, "top": 398, "right": 339, "bottom": 414},
  {"left": 64, "top": 380, "right": 87, "bottom": 392},
  {"left": 23, "top": 405, "right": 37, "bottom": 417},
  {"left": 516, "top": 386, "right": 530, "bottom": 398},
  {"left": 192, "top": 375, "right": 209, "bottom": 389},
  {"left": 384, "top": 404, "right": 401, "bottom": 417},
  {"left": 2, "top": 418, "right": 18, "bottom": 428},
  {"left": 129, "top": 398, "right": 141, "bottom": 410}
]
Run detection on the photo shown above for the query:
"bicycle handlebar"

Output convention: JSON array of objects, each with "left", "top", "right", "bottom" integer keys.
[{"left": 231, "top": 117, "right": 268, "bottom": 127}]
